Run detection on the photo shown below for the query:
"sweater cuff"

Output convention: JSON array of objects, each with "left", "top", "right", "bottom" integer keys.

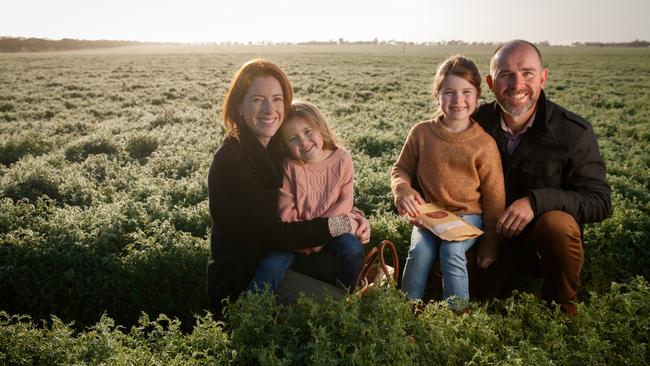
[
  {"left": 328, "top": 216, "right": 352, "bottom": 237},
  {"left": 393, "top": 183, "right": 418, "bottom": 199}
]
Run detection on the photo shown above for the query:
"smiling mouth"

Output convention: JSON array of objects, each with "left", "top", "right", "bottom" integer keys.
[
  {"left": 499, "top": 89, "right": 535, "bottom": 117},
  {"left": 506, "top": 89, "right": 530, "bottom": 101},
  {"left": 258, "top": 118, "right": 276, "bottom": 125}
]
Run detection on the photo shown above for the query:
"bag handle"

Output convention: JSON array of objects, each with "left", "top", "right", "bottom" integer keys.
[
  {"left": 353, "top": 246, "right": 379, "bottom": 291},
  {"left": 378, "top": 240, "right": 399, "bottom": 285},
  {"left": 353, "top": 240, "right": 399, "bottom": 295}
]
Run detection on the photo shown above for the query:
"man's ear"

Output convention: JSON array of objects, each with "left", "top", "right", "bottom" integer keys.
[
  {"left": 486, "top": 74, "right": 494, "bottom": 90},
  {"left": 540, "top": 68, "right": 549, "bottom": 89}
]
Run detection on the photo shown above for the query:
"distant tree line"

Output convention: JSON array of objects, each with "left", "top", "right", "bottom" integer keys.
[
  {"left": 571, "top": 40, "right": 649, "bottom": 47},
  {"left": 2, "top": 36, "right": 648, "bottom": 52},
  {"left": 0, "top": 37, "right": 144, "bottom": 52}
]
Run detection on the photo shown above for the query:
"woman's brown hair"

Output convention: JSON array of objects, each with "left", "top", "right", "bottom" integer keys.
[{"left": 222, "top": 59, "right": 293, "bottom": 139}]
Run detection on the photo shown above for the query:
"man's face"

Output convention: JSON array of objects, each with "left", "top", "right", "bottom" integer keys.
[{"left": 487, "top": 44, "right": 548, "bottom": 118}]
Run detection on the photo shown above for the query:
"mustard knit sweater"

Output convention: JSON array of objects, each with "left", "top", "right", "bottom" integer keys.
[{"left": 391, "top": 117, "right": 505, "bottom": 246}]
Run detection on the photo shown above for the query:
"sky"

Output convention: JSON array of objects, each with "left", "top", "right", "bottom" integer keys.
[{"left": 1, "top": 0, "right": 649, "bottom": 45}]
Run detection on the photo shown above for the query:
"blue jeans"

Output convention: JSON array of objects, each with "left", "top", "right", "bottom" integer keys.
[
  {"left": 249, "top": 233, "right": 364, "bottom": 293},
  {"left": 401, "top": 214, "right": 482, "bottom": 302}
]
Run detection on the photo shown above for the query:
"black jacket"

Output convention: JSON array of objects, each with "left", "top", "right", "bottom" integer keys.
[
  {"left": 474, "top": 91, "right": 611, "bottom": 225},
  {"left": 206, "top": 125, "right": 333, "bottom": 314}
]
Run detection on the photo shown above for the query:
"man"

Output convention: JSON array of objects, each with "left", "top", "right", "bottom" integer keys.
[{"left": 473, "top": 40, "right": 611, "bottom": 315}]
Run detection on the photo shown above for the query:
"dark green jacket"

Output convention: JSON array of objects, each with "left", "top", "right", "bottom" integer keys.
[{"left": 474, "top": 91, "right": 611, "bottom": 224}]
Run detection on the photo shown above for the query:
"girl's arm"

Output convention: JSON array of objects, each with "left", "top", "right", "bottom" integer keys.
[
  {"left": 278, "top": 159, "right": 300, "bottom": 222},
  {"left": 476, "top": 141, "right": 506, "bottom": 268},
  {"left": 329, "top": 150, "right": 355, "bottom": 214},
  {"left": 330, "top": 152, "right": 371, "bottom": 243},
  {"left": 390, "top": 125, "right": 425, "bottom": 217}
]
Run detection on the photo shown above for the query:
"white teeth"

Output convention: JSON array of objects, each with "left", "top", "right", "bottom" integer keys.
[{"left": 508, "top": 91, "right": 528, "bottom": 100}]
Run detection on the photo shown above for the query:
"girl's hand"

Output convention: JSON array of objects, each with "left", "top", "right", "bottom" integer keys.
[
  {"left": 396, "top": 193, "right": 425, "bottom": 218},
  {"left": 294, "top": 245, "right": 325, "bottom": 256},
  {"left": 407, "top": 216, "right": 426, "bottom": 229},
  {"left": 477, "top": 256, "right": 495, "bottom": 269},
  {"left": 349, "top": 212, "right": 371, "bottom": 244}
]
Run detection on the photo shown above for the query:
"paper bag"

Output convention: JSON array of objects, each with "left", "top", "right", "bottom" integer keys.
[{"left": 417, "top": 202, "right": 483, "bottom": 241}]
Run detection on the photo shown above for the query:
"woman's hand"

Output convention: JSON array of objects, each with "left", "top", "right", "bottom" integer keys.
[{"left": 349, "top": 211, "right": 370, "bottom": 244}]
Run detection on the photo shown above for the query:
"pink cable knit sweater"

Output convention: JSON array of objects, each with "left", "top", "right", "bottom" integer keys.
[{"left": 278, "top": 148, "right": 354, "bottom": 222}]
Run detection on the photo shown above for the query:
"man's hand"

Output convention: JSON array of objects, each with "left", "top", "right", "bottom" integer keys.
[{"left": 496, "top": 197, "right": 534, "bottom": 237}]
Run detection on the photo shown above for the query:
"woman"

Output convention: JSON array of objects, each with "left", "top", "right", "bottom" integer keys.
[{"left": 207, "top": 59, "right": 369, "bottom": 315}]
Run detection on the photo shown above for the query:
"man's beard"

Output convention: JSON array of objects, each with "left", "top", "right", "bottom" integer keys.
[{"left": 496, "top": 87, "right": 536, "bottom": 117}]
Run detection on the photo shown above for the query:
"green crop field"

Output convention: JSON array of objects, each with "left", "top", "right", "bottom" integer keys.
[{"left": 1, "top": 45, "right": 649, "bottom": 364}]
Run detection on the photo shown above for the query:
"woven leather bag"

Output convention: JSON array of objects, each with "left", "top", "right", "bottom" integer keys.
[{"left": 353, "top": 240, "right": 399, "bottom": 297}]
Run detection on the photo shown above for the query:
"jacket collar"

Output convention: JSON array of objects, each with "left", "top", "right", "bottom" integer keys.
[
  {"left": 528, "top": 90, "right": 549, "bottom": 137},
  {"left": 234, "top": 120, "right": 282, "bottom": 187}
]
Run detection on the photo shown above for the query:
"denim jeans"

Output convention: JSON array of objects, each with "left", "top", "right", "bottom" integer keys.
[
  {"left": 249, "top": 233, "right": 364, "bottom": 293},
  {"left": 248, "top": 250, "right": 296, "bottom": 293},
  {"left": 401, "top": 214, "right": 482, "bottom": 302}
]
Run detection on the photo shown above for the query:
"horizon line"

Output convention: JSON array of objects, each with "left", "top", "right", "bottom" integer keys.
[{"left": 2, "top": 35, "right": 650, "bottom": 47}]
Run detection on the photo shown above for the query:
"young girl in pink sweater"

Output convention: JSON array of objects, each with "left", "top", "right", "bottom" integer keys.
[{"left": 249, "top": 101, "right": 364, "bottom": 293}]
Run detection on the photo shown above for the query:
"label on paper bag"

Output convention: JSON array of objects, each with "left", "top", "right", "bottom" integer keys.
[{"left": 417, "top": 202, "right": 483, "bottom": 241}]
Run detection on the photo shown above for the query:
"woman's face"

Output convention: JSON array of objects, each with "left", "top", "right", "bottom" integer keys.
[{"left": 238, "top": 76, "right": 285, "bottom": 147}]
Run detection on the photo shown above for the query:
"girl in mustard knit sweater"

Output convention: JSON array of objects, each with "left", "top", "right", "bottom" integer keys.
[
  {"left": 391, "top": 55, "right": 505, "bottom": 307},
  {"left": 249, "top": 101, "right": 365, "bottom": 293}
]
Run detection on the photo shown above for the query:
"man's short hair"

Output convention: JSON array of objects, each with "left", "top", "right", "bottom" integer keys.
[{"left": 490, "top": 40, "right": 543, "bottom": 75}]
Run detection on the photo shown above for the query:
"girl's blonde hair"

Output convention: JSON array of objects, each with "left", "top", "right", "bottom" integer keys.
[
  {"left": 284, "top": 101, "right": 339, "bottom": 150},
  {"left": 431, "top": 55, "right": 482, "bottom": 117}
]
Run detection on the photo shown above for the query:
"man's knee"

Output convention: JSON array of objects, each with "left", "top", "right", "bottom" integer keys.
[
  {"left": 535, "top": 211, "right": 580, "bottom": 238},
  {"left": 533, "top": 210, "right": 583, "bottom": 268}
]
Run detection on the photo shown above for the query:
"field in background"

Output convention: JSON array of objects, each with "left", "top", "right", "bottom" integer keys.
[{"left": 1, "top": 46, "right": 649, "bottom": 347}]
